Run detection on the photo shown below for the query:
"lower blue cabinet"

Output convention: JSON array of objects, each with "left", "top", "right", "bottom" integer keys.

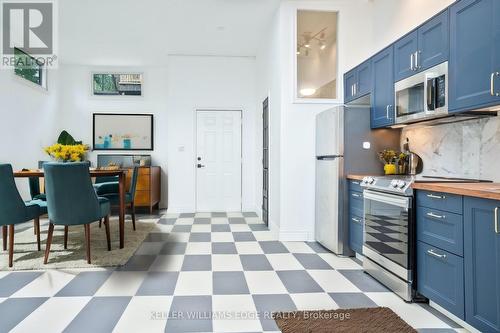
[
  {"left": 464, "top": 197, "right": 500, "bottom": 332},
  {"left": 349, "top": 213, "right": 363, "bottom": 254},
  {"left": 417, "top": 241, "right": 465, "bottom": 319}
]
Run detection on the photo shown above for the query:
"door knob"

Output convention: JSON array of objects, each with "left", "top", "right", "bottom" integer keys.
[{"left": 197, "top": 163, "right": 205, "bottom": 168}]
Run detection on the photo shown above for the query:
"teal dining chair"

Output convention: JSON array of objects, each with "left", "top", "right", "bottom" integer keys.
[
  {"left": 93, "top": 175, "right": 119, "bottom": 195},
  {"left": 100, "top": 167, "right": 139, "bottom": 231},
  {"left": 0, "top": 164, "right": 47, "bottom": 267},
  {"left": 43, "top": 162, "right": 111, "bottom": 264},
  {"left": 28, "top": 161, "right": 49, "bottom": 201}
]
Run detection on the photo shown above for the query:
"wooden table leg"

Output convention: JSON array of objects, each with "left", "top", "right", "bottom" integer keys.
[{"left": 119, "top": 172, "right": 125, "bottom": 249}]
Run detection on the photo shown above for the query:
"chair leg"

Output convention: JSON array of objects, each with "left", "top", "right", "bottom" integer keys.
[
  {"left": 44, "top": 223, "right": 54, "bottom": 264},
  {"left": 131, "top": 203, "right": 136, "bottom": 231},
  {"left": 84, "top": 224, "right": 91, "bottom": 264},
  {"left": 64, "top": 226, "right": 69, "bottom": 249},
  {"left": 8, "top": 225, "right": 14, "bottom": 267},
  {"left": 99, "top": 218, "right": 102, "bottom": 228},
  {"left": 104, "top": 215, "right": 111, "bottom": 251},
  {"left": 2, "top": 225, "right": 7, "bottom": 251},
  {"left": 35, "top": 217, "right": 41, "bottom": 251},
  {"left": 34, "top": 221, "right": 36, "bottom": 234}
]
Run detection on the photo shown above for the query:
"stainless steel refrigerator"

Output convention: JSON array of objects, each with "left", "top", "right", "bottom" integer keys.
[{"left": 315, "top": 106, "right": 400, "bottom": 255}]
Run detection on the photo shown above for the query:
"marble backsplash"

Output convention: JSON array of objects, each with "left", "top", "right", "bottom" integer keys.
[{"left": 401, "top": 116, "right": 500, "bottom": 182}]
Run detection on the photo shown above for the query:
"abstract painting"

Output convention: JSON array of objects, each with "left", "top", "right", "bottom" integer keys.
[{"left": 93, "top": 113, "right": 153, "bottom": 150}]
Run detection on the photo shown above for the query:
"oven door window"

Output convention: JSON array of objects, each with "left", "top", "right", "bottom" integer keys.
[
  {"left": 396, "top": 82, "right": 424, "bottom": 117},
  {"left": 364, "top": 191, "right": 410, "bottom": 269}
]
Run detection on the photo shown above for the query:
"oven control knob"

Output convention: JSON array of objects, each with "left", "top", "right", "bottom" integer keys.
[
  {"left": 362, "top": 177, "right": 369, "bottom": 184},
  {"left": 368, "top": 177, "right": 375, "bottom": 184},
  {"left": 390, "top": 180, "right": 398, "bottom": 188},
  {"left": 397, "top": 180, "right": 406, "bottom": 189}
]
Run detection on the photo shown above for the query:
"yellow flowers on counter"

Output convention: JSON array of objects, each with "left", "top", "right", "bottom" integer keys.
[{"left": 44, "top": 143, "right": 89, "bottom": 162}]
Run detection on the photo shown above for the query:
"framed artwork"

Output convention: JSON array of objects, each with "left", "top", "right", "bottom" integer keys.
[
  {"left": 14, "top": 47, "right": 47, "bottom": 89},
  {"left": 93, "top": 113, "right": 154, "bottom": 151},
  {"left": 92, "top": 73, "right": 143, "bottom": 96}
]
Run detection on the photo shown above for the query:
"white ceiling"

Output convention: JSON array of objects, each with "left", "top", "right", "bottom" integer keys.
[{"left": 58, "top": 0, "right": 281, "bottom": 65}]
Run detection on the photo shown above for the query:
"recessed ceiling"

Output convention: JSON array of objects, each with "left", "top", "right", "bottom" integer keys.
[{"left": 59, "top": 0, "right": 280, "bottom": 65}]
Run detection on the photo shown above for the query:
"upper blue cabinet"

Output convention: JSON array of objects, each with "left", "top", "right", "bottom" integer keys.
[
  {"left": 371, "top": 47, "right": 395, "bottom": 128},
  {"left": 344, "top": 60, "right": 371, "bottom": 103},
  {"left": 394, "top": 10, "right": 449, "bottom": 82},
  {"left": 449, "top": 0, "right": 500, "bottom": 113}
]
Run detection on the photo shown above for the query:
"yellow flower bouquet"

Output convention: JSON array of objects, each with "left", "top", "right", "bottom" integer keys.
[{"left": 44, "top": 130, "right": 89, "bottom": 162}]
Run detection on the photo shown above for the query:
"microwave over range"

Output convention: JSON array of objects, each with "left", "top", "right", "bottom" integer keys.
[{"left": 394, "top": 62, "right": 448, "bottom": 125}]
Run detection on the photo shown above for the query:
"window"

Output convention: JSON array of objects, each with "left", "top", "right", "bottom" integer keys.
[
  {"left": 92, "top": 73, "right": 143, "bottom": 96},
  {"left": 296, "top": 10, "right": 338, "bottom": 100},
  {"left": 14, "top": 48, "right": 47, "bottom": 89}
]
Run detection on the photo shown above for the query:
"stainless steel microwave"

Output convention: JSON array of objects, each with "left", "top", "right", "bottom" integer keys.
[{"left": 394, "top": 62, "right": 448, "bottom": 124}]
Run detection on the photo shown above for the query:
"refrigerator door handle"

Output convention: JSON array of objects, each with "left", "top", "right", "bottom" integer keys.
[{"left": 316, "top": 155, "right": 343, "bottom": 160}]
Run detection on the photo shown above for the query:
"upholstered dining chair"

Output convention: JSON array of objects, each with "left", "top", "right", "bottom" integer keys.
[
  {"left": 0, "top": 164, "right": 47, "bottom": 267},
  {"left": 43, "top": 162, "right": 111, "bottom": 264},
  {"left": 99, "top": 166, "right": 139, "bottom": 231},
  {"left": 93, "top": 175, "right": 119, "bottom": 195},
  {"left": 28, "top": 161, "right": 49, "bottom": 201}
]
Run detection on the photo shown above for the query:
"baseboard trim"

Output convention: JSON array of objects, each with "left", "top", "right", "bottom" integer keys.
[{"left": 429, "top": 301, "right": 479, "bottom": 333}]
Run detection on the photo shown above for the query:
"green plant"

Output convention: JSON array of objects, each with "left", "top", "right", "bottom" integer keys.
[{"left": 57, "top": 130, "right": 82, "bottom": 145}]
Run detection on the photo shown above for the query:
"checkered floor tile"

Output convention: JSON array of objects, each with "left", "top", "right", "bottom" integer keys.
[{"left": 0, "top": 212, "right": 465, "bottom": 333}]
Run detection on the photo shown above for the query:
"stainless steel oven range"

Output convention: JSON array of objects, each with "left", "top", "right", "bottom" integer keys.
[{"left": 361, "top": 176, "right": 416, "bottom": 302}]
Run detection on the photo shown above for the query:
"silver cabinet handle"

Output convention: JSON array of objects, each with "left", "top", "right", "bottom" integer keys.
[
  {"left": 386, "top": 105, "right": 390, "bottom": 119},
  {"left": 427, "top": 249, "right": 447, "bottom": 259},
  {"left": 491, "top": 72, "right": 500, "bottom": 97},
  {"left": 415, "top": 51, "right": 421, "bottom": 70},
  {"left": 351, "top": 181, "right": 360, "bottom": 185},
  {"left": 495, "top": 207, "right": 499, "bottom": 234},
  {"left": 354, "top": 83, "right": 357, "bottom": 95},
  {"left": 351, "top": 217, "right": 362, "bottom": 223},
  {"left": 410, "top": 53, "right": 414, "bottom": 71},
  {"left": 426, "top": 212, "right": 445, "bottom": 220},
  {"left": 427, "top": 193, "right": 446, "bottom": 199},
  {"left": 351, "top": 193, "right": 361, "bottom": 198}
]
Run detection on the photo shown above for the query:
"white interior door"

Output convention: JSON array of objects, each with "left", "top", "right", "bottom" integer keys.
[{"left": 196, "top": 110, "right": 242, "bottom": 212}]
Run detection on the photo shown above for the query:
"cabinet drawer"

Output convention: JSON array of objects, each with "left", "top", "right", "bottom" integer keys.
[
  {"left": 349, "top": 213, "right": 363, "bottom": 254},
  {"left": 134, "top": 190, "right": 150, "bottom": 206},
  {"left": 416, "top": 190, "right": 463, "bottom": 214},
  {"left": 417, "top": 207, "right": 463, "bottom": 256},
  {"left": 348, "top": 179, "right": 363, "bottom": 193},
  {"left": 349, "top": 191, "right": 364, "bottom": 217},
  {"left": 417, "top": 241, "right": 465, "bottom": 319}
]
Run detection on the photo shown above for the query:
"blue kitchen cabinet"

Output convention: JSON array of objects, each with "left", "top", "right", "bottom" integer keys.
[
  {"left": 356, "top": 61, "right": 372, "bottom": 98},
  {"left": 464, "top": 197, "right": 500, "bottom": 332},
  {"left": 344, "top": 61, "right": 371, "bottom": 103},
  {"left": 348, "top": 180, "right": 364, "bottom": 254},
  {"left": 417, "top": 241, "right": 465, "bottom": 319},
  {"left": 394, "top": 30, "right": 418, "bottom": 82},
  {"left": 418, "top": 10, "right": 449, "bottom": 71},
  {"left": 394, "top": 10, "right": 449, "bottom": 82},
  {"left": 344, "top": 69, "right": 357, "bottom": 103},
  {"left": 371, "top": 46, "right": 395, "bottom": 128},
  {"left": 449, "top": 0, "right": 500, "bottom": 113}
]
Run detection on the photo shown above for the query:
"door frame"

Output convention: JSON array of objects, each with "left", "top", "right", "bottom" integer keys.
[{"left": 193, "top": 107, "right": 243, "bottom": 212}]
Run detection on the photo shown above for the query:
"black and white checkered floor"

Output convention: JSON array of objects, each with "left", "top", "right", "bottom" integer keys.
[{"left": 0, "top": 212, "right": 466, "bottom": 332}]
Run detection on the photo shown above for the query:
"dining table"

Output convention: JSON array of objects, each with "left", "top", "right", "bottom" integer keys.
[{"left": 14, "top": 169, "right": 128, "bottom": 249}]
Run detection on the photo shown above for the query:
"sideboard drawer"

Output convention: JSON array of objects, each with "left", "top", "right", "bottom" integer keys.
[
  {"left": 416, "top": 190, "right": 463, "bottom": 214},
  {"left": 349, "top": 191, "right": 364, "bottom": 217},
  {"left": 417, "top": 207, "right": 463, "bottom": 256}
]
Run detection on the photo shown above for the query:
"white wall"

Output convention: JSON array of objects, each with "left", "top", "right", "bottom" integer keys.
[
  {"left": 56, "top": 56, "right": 258, "bottom": 213},
  {"left": 371, "top": 0, "right": 455, "bottom": 54},
  {"left": 166, "top": 55, "right": 257, "bottom": 213},
  {"left": 276, "top": 0, "right": 376, "bottom": 241},
  {"left": 0, "top": 70, "right": 60, "bottom": 199},
  {"left": 256, "top": 8, "right": 282, "bottom": 231}
]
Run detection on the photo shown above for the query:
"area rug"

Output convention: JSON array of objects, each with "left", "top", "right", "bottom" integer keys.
[
  {"left": 273, "top": 307, "right": 417, "bottom": 333},
  {"left": 0, "top": 218, "right": 156, "bottom": 270}
]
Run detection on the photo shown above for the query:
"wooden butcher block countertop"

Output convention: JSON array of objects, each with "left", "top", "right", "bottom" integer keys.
[{"left": 412, "top": 182, "right": 500, "bottom": 201}]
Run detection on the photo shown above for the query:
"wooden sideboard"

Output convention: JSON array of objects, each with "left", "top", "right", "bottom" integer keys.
[{"left": 125, "top": 166, "right": 161, "bottom": 213}]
